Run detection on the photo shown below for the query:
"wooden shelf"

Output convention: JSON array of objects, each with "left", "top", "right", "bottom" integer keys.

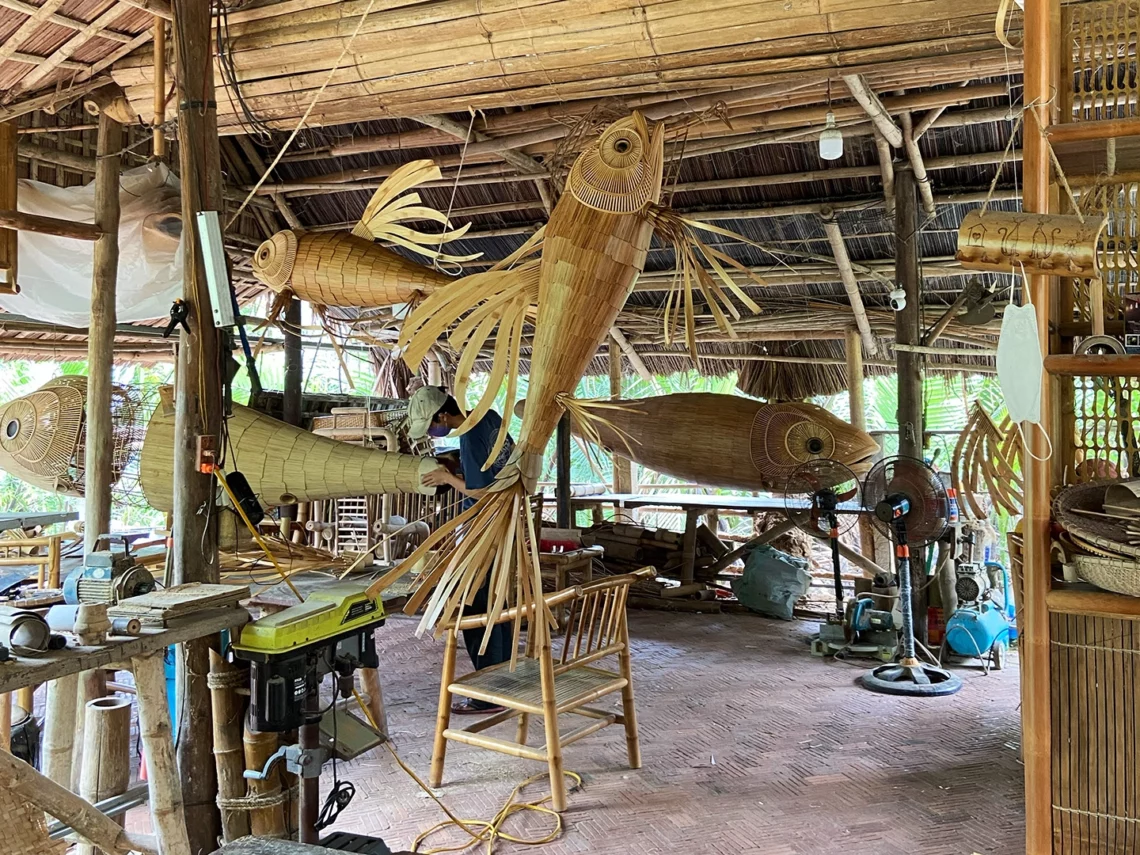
[
  {"left": 1044, "top": 353, "right": 1140, "bottom": 377},
  {"left": 1047, "top": 587, "right": 1140, "bottom": 619},
  {"left": 1049, "top": 117, "right": 1140, "bottom": 144}
]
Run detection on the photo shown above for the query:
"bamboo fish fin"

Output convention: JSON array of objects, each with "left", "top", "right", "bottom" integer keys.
[
  {"left": 648, "top": 205, "right": 765, "bottom": 359},
  {"left": 352, "top": 159, "right": 483, "bottom": 264},
  {"left": 559, "top": 396, "right": 644, "bottom": 459}
]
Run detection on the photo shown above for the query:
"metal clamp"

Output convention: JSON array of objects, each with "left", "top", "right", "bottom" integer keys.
[{"left": 243, "top": 743, "right": 328, "bottom": 781}]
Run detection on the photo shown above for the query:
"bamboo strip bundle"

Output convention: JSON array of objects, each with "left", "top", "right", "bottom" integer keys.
[{"left": 140, "top": 401, "right": 437, "bottom": 512}]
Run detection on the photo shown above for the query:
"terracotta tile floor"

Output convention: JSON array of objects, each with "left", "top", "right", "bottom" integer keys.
[{"left": 319, "top": 611, "right": 1025, "bottom": 855}]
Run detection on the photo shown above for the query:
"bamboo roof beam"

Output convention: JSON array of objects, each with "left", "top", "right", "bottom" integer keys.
[
  {"left": 914, "top": 81, "right": 971, "bottom": 140},
  {"left": 609, "top": 325, "right": 653, "bottom": 382},
  {"left": 14, "top": 3, "right": 135, "bottom": 96},
  {"left": 0, "top": 0, "right": 137, "bottom": 42},
  {"left": 899, "top": 111, "right": 936, "bottom": 217},
  {"left": 632, "top": 351, "right": 997, "bottom": 373},
  {"left": 842, "top": 74, "right": 903, "bottom": 147},
  {"left": 0, "top": 0, "right": 68, "bottom": 66},
  {"left": 822, "top": 213, "right": 878, "bottom": 356},
  {"left": 871, "top": 128, "right": 896, "bottom": 217},
  {"left": 116, "top": 0, "right": 173, "bottom": 20},
  {"left": 234, "top": 135, "right": 303, "bottom": 230},
  {"left": 7, "top": 52, "right": 91, "bottom": 72}
]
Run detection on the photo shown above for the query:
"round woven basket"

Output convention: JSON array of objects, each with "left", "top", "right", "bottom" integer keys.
[
  {"left": 1069, "top": 553, "right": 1140, "bottom": 598},
  {"left": 1053, "top": 479, "right": 1140, "bottom": 559}
]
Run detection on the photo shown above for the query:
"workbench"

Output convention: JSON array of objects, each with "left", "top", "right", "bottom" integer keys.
[
  {"left": 0, "top": 510, "right": 78, "bottom": 532},
  {"left": 564, "top": 492, "right": 863, "bottom": 584}
]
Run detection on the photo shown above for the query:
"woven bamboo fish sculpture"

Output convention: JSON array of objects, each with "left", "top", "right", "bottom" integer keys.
[
  {"left": 549, "top": 393, "right": 879, "bottom": 491},
  {"left": 250, "top": 160, "right": 480, "bottom": 312},
  {"left": 370, "top": 112, "right": 767, "bottom": 645}
]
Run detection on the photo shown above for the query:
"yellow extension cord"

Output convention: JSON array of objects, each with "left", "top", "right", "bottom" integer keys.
[{"left": 351, "top": 689, "right": 581, "bottom": 855}]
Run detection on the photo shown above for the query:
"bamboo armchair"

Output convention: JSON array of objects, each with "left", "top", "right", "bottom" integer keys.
[
  {"left": 430, "top": 567, "right": 654, "bottom": 811},
  {"left": 0, "top": 531, "right": 78, "bottom": 589}
]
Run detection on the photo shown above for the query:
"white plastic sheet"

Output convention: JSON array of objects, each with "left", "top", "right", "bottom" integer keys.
[{"left": 0, "top": 162, "right": 183, "bottom": 326}]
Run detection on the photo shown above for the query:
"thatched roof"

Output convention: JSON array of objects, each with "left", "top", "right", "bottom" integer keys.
[{"left": 0, "top": 0, "right": 1039, "bottom": 398}]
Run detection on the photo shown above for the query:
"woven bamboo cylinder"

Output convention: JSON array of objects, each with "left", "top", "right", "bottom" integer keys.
[
  {"left": 208, "top": 650, "right": 251, "bottom": 843},
  {"left": 77, "top": 697, "right": 131, "bottom": 855},
  {"left": 956, "top": 210, "right": 1109, "bottom": 277},
  {"left": 42, "top": 672, "right": 79, "bottom": 789},
  {"left": 243, "top": 726, "right": 287, "bottom": 839},
  {"left": 557, "top": 392, "right": 880, "bottom": 491},
  {"left": 251, "top": 230, "right": 452, "bottom": 306},
  {"left": 140, "top": 401, "right": 437, "bottom": 512}
]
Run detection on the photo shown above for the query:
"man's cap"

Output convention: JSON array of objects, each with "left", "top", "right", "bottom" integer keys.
[{"left": 406, "top": 385, "right": 449, "bottom": 439}]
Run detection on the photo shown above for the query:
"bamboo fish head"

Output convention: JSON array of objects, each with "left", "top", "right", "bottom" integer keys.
[
  {"left": 0, "top": 375, "right": 90, "bottom": 497},
  {"left": 251, "top": 229, "right": 299, "bottom": 292},
  {"left": 564, "top": 110, "right": 665, "bottom": 213}
]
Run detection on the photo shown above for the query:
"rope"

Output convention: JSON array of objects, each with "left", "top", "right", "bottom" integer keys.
[
  {"left": 205, "top": 669, "right": 247, "bottom": 690},
  {"left": 216, "top": 783, "right": 300, "bottom": 812},
  {"left": 350, "top": 690, "right": 578, "bottom": 855}
]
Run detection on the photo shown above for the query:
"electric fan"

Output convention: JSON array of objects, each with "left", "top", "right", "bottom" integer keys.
[
  {"left": 859, "top": 456, "right": 962, "bottom": 696},
  {"left": 784, "top": 459, "right": 861, "bottom": 628}
]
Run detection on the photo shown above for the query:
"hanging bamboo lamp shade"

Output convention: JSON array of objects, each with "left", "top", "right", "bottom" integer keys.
[{"left": 139, "top": 400, "right": 438, "bottom": 512}]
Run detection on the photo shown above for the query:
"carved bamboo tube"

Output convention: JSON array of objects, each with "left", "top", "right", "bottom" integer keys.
[
  {"left": 208, "top": 650, "right": 251, "bottom": 843},
  {"left": 77, "top": 696, "right": 132, "bottom": 855}
]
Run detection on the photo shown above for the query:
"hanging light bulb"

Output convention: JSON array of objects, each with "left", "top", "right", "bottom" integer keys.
[{"left": 819, "top": 112, "right": 843, "bottom": 161}]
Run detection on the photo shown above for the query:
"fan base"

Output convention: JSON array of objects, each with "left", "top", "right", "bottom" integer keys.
[{"left": 860, "top": 661, "right": 962, "bottom": 697}]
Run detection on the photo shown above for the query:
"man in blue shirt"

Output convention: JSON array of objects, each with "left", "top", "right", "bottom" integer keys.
[{"left": 407, "top": 385, "right": 514, "bottom": 714}]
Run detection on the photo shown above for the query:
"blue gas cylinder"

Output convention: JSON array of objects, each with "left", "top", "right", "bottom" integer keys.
[{"left": 945, "top": 601, "right": 1011, "bottom": 659}]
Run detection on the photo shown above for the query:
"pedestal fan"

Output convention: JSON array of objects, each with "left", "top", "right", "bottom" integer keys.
[
  {"left": 859, "top": 456, "right": 962, "bottom": 696},
  {"left": 784, "top": 459, "right": 861, "bottom": 635}
]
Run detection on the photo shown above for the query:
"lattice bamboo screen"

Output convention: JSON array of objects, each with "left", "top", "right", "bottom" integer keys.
[
  {"left": 1069, "top": 375, "right": 1140, "bottom": 481},
  {"left": 1064, "top": 1, "right": 1140, "bottom": 123},
  {"left": 1049, "top": 612, "right": 1140, "bottom": 854}
]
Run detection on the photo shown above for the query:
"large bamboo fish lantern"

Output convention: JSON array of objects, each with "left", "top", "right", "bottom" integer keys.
[
  {"left": 956, "top": 210, "right": 1108, "bottom": 278},
  {"left": 0, "top": 376, "right": 139, "bottom": 497},
  {"left": 139, "top": 402, "right": 437, "bottom": 512},
  {"left": 373, "top": 112, "right": 768, "bottom": 649},
  {"left": 552, "top": 393, "right": 879, "bottom": 491},
  {"left": 250, "top": 160, "right": 480, "bottom": 310}
]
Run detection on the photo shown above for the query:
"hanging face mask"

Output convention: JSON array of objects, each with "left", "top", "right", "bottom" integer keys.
[{"left": 996, "top": 280, "right": 1053, "bottom": 461}]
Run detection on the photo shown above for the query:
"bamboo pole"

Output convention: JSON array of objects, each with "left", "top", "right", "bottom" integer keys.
[
  {"left": 842, "top": 74, "right": 903, "bottom": 146},
  {"left": 132, "top": 651, "right": 191, "bottom": 855},
  {"left": 871, "top": 128, "right": 896, "bottom": 218},
  {"left": 0, "top": 691, "right": 10, "bottom": 753},
  {"left": 899, "top": 112, "right": 936, "bottom": 217},
  {"left": 242, "top": 726, "right": 287, "bottom": 839},
  {"left": 609, "top": 325, "right": 653, "bottom": 383},
  {"left": 77, "top": 697, "right": 131, "bottom": 855},
  {"left": 0, "top": 209, "right": 102, "bottom": 241},
  {"left": 1021, "top": 2, "right": 1057, "bottom": 852},
  {"left": 84, "top": 112, "right": 122, "bottom": 554},
  {"left": 609, "top": 336, "right": 633, "bottom": 494},
  {"left": 208, "top": 650, "right": 251, "bottom": 843},
  {"left": 171, "top": 1, "right": 224, "bottom": 845},
  {"left": 0, "top": 749, "right": 158, "bottom": 855},
  {"left": 72, "top": 669, "right": 107, "bottom": 793},
  {"left": 0, "top": 121, "right": 15, "bottom": 295},
  {"left": 846, "top": 327, "right": 878, "bottom": 563},
  {"left": 822, "top": 215, "right": 877, "bottom": 356},
  {"left": 42, "top": 672, "right": 78, "bottom": 789},
  {"left": 152, "top": 17, "right": 166, "bottom": 159},
  {"left": 895, "top": 165, "right": 928, "bottom": 644},
  {"left": 359, "top": 667, "right": 388, "bottom": 739}
]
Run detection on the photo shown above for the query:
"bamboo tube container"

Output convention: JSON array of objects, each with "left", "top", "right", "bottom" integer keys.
[
  {"left": 243, "top": 726, "right": 287, "bottom": 839},
  {"left": 77, "top": 697, "right": 131, "bottom": 855},
  {"left": 42, "top": 672, "right": 79, "bottom": 789},
  {"left": 71, "top": 669, "right": 107, "bottom": 793},
  {"left": 131, "top": 652, "right": 191, "bottom": 855},
  {"left": 140, "top": 402, "right": 437, "bottom": 512},
  {"left": 208, "top": 650, "right": 251, "bottom": 843}
]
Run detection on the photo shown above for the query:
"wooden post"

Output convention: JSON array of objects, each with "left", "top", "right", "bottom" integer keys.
[
  {"left": 84, "top": 111, "right": 123, "bottom": 554},
  {"left": 608, "top": 336, "right": 632, "bottom": 494},
  {"left": 1021, "top": 1, "right": 1058, "bottom": 852},
  {"left": 0, "top": 120, "right": 16, "bottom": 294},
  {"left": 680, "top": 508, "right": 700, "bottom": 585},
  {"left": 72, "top": 669, "right": 107, "bottom": 793},
  {"left": 556, "top": 413, "right": 572, "bottom": 528},
  {"left": 171, "top": 1, "right": 224, "bottom": 846},
  {"left": 77, "top": 696, "right": 131, "bottom": 855},
  {"left": 280, "top": 297, "right": 303, "bottom": 529},
  {"left": 132, "top": 652, "right": 191, "bottom": 855},
  {"left": 846, "top": 327, "right": 876, "bottom": 563},
  {"left": 208, "top": 650, "right": 251, "bottom": 843},
  {"left": 894, "top": 165, "right": 928, "bottom": 645},
  {"left": 152, "top": 17, "right": 166, "bottom": 160},
  {"left": 42, "top": 672, "right": 78, "bottom": 789}
]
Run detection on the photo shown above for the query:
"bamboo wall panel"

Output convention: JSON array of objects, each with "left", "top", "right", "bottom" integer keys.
[
  {"left": 1064, "top": 1, "right": 1140, "bottom": 124},
  {"left": 1070, "top": 375, "right": 1140, "bottom": 481},
  {"left": 1049, "top": 612, "right": 1140, "bottom": 854},
  {"left": 1072, "top": 181, "right": 1139, "bottom": 325}
]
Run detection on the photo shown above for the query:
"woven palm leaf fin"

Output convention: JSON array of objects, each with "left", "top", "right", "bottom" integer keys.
[
  {"left": 560, "top": 395, "right": 643, "bottom": 459},
  {"left": 351, "top": 159, "right": 482, "bottom": 264},
  {"left": 648, "top": 206, "right": 764, "bottom": 357},
  {"left": 365, "top": 481, "right": 552, "bottom": 661}
]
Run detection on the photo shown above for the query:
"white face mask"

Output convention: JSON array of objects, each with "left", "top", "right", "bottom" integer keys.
[{"left": 995, "top": 287, "right": 1052, "bottom": 460}]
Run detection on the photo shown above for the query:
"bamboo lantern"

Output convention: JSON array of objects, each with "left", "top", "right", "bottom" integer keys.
[
  {"left": 209, "top": 650, "right": 251, "bottom": 843},
  {"left": 76, "top": 697, "right": 131, "bottom": 855},
  {"left": 550, "top": 393, "right": 879, "bottom": 491},
  {"left": 140, "top": 401, "right": 438, "bottom": 512},
  {"left": 956, "top": 210, "right": 1109, "bottom": 277},
  {"left": 250, "top": 159, "right": 479, "bottom": 311}
]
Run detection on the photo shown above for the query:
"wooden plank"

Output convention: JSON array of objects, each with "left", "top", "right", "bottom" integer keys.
[
  {"left": 1045, "top": 353, "right": 1140, "bottom": 377},
  {"left": 1048, "top": 117, "right": 1140, "bottom": 144},
  {"left": 0, "top": 209, "right": 103, "bottom": 241},
  {"left": 0, "top": 607, "right": 248, "bottom": 694},
  {"left": 1047, "top": 587, "right": 1140, "bottom": 620}
]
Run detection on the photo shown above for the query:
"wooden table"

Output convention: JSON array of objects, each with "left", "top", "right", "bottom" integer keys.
[
  {"left": 565, "top": 492, "right": 863, "bottom": 584},
  {"left": 0, "top": 510, "right": 77, "bottom": 532}
]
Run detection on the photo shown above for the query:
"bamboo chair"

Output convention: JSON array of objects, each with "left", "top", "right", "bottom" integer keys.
[
  {"left": 0, "top": 531, "right": 78, "bottom": 589},
  {"left": 430, "top": 567, "right": 654, "bottom": 811}
]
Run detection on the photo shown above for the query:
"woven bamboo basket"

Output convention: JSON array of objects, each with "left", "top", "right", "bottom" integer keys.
[
  {"left": 1053, "top": 479, "right": 1140, "bottom": 559},
  {"left": 0, "top": 785, "right": 65, "bottom": 855},
  {"left": 310, "top": 407, "right": 406, "bottom": 435},
  {"left": 1067, "top": 553, "right": 1140, "bottom": 598}
]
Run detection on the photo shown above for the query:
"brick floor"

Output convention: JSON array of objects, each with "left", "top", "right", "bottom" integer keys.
[{"left": 319, "top": 611, "right": 1025, "bottom": 855}]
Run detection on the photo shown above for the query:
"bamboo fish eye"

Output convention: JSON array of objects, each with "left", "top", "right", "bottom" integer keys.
[{"left": 597, "top": 124, "right": 644, "bottom": 168}]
